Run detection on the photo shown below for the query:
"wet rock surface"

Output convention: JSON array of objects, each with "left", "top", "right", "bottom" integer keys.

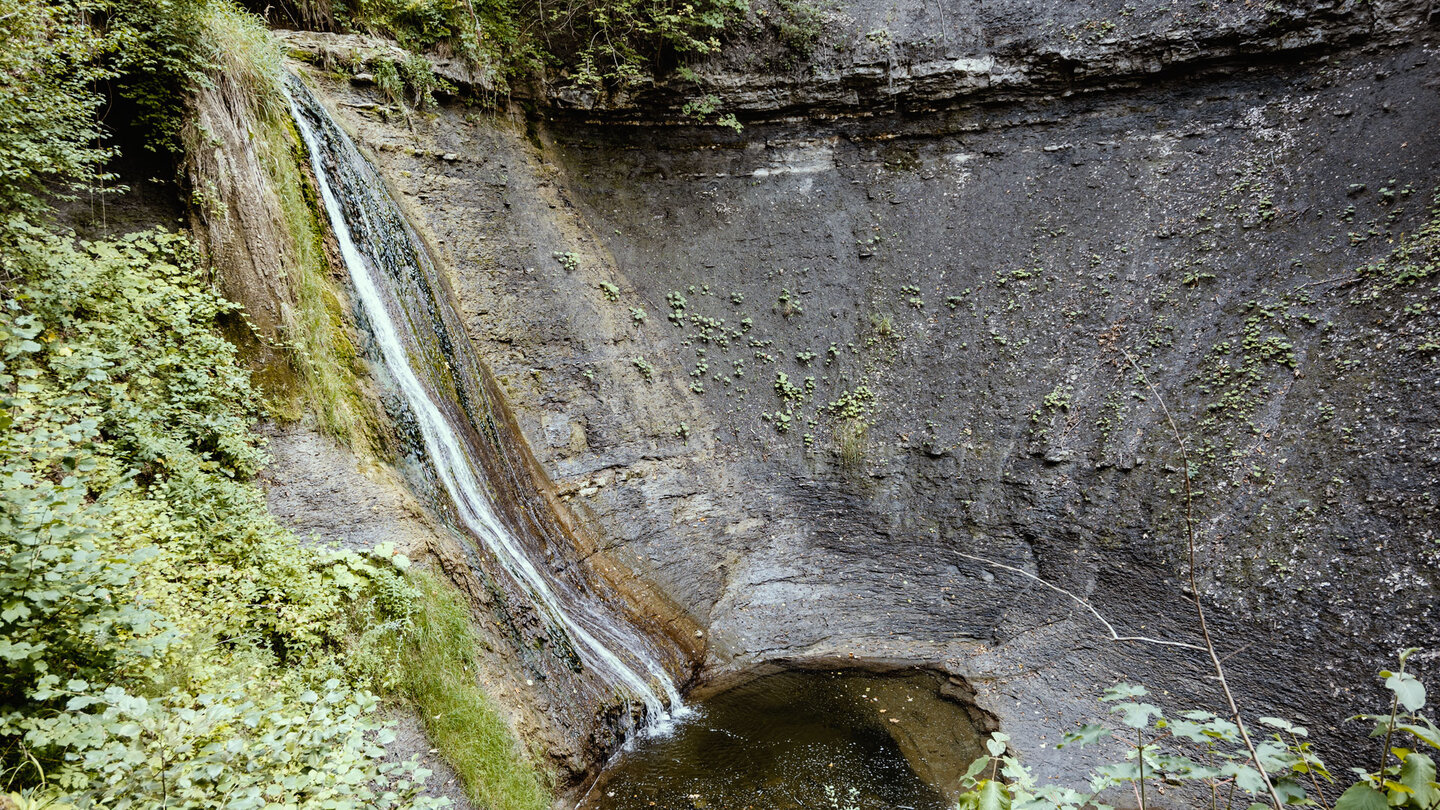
[{"left": 294, "top": 12, "right": 1439, "bottom": 791}]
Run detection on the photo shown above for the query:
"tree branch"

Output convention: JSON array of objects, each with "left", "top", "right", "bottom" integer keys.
[
  {"left": 952, "top": 551, "right": 1205, "bottom": 652},
  {"left": 1121, "top": 348, "right": 1285, "bottom": 810}
]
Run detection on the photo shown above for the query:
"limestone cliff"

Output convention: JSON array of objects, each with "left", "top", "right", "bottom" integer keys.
[{"left": 282, "top": 0, "right": 1440, "bottom": 781}]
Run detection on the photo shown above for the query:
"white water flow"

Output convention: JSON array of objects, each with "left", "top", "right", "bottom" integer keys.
[{"left": 286, "top": 78, "right": 684, "bottom": 732}]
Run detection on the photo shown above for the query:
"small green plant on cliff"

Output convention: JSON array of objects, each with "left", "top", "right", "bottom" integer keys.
[
  {"left": 1352, "top": 189, "right": 1440, "bottom": 297},
  {"left": 825, "top": 386, "right": 874, "bottom": 466},
  {"left": 632, "top": 356, "right": 655, "bottom": 380},
  {"left": 777, "top": 288, "right": 804, "bottom": 318},
  {"left": 870, "top": 312, "right": 895, "bottom": 339},
  {"left": 371, "top": 54, "right": 452, "bottom": 110},
  {"left": 554, "top": 251, "right": 582, "bottom": 271},
  {"left": 680, "top": 94, "right": 742, "bottom": 131}
]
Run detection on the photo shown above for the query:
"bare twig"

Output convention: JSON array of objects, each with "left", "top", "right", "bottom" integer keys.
[
  {"left": 1217, "top": 642, "right": 1255, "bottom": 663},
  {"left": 1295, "top": 730, "right": 1332, "bottom": 810},
  {"left": 953, "top": 551, "right": 1205, "bottom": 652},
  {"left": 1122, "top": 348, "right": 1285, "bottom": 810}
]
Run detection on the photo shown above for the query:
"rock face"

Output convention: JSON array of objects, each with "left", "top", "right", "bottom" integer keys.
[
  {"left": 560, "top": 0, "right": 1439, "bottom": 119},
  {"left": 293, "top": 0, "right": 1439, "bottom": 787}
]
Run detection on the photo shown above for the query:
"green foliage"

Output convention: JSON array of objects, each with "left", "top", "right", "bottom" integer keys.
[
  {"left": 632, "top": 356, "right": 654, "bottom": 380},
  {"left": 776, "top": 288, "right": 803, "bottom": 318},
  {"left": 375, "top": 57, "right": 407, "bottom": 105},
  {"left": 0, "top": 224, "right": 441, "bottom": 807},
  {"left": 1352, "top": 190, "right": 1440, "bottom": 296},
  {"left": 0, "top": 0, "right": 288, "bottom": 218},
  {"left": 768, "top": 0, "right": 827, "bottom": 56},
  {"left": 0, "top": 0, "right": 114, "bottom": 222},
  {"left": 1345, "top": 649, "right": 1440, "bottom": 810},
  {"left": 392, "top": 571, "right": 550, "bottom": 810},
  {"left": 869, "top": 312, "right": 894, "bottom": 338},
  {"left": 340, "top": 0, "right": 748, "bottom": 109},
  {"left": 346, "top": 0, "right": 479, "bottom": 52},
  {"left": 543, "top": 0, "right": 748, "bottom": 92},
  {"left": 23, "top": 680, "right": 440, "bottom": 808},
  {"left": 955, "top": 652, "right": 1440, "bottom": 810},
  {"left": 825, "top": 386, "right": 874, "bottom": 421},
  {"left": 368, "top": 54, "right": 452, "bottom": 109},
  {"left": 680, "top": 94, "right": 742, "bottom": 130}
]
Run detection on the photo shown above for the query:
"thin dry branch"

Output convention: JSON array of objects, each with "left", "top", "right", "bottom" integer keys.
[
  {"left": 952, "top": 551, "right": 1206, "bottom": 652},
  {"left": 1121, "top": 348, "right": 1285, "bottom": 810}
]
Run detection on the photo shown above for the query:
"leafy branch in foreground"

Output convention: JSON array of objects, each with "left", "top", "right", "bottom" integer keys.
[
  {"left": 958, "top": 657, "right": 1439, "bottom": 810},
  {"left": 1339, "top": 648, "right": 1440, "bottom": 810}
]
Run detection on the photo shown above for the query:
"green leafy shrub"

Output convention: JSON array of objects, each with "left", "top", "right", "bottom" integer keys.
[
  {"left": 0, "top": 224, "right": 441, "bottom": 807},
  {"left": 0, "top": 0, "right": 116, "bottom": 222},
  {"left": 954, "top": 651, "right": 1440, "bottom": 810},
  {"left": 543, "top": 0, "right": 748, "bottom": 91},
  {"left": 327, "top": 0, "right": 748, "bottom": 102}
]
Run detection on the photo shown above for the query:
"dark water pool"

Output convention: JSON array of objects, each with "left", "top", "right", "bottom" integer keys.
[{"left": 580, "top": 669, "right": 986, "bottom": 810}]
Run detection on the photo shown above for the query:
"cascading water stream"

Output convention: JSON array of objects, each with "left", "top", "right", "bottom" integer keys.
[{"left": 285, "top": 75, "right": 685, "bottom": 734}]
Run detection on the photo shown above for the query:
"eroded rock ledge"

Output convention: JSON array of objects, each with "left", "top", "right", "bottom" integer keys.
[
  {"left": 620, "top": 0, "right": 1440, "bottom": 119},
  {"left": 284, "top": 1, "right": 1438, "bottom": 121}
]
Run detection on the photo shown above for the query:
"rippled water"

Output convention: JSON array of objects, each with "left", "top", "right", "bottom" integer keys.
[{"left": 582, "top": 670, "right": 984, "bottom": 810}]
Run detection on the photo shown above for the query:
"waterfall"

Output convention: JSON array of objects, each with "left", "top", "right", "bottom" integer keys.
[{"left": 285, "top": 75, "right": 685, "bottom": 734}]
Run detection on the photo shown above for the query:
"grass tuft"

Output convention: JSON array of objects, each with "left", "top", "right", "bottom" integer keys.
[
  {"left": 401, "top": 571, "right": 552, "bottom": 810},
  {"left": 836, "top": 419, "right": 868, "bottom": 468}
]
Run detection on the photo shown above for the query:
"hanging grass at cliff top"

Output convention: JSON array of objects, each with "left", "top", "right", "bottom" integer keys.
[{"left": 183, "top": 0, "right": 389, "bottom": 450}]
